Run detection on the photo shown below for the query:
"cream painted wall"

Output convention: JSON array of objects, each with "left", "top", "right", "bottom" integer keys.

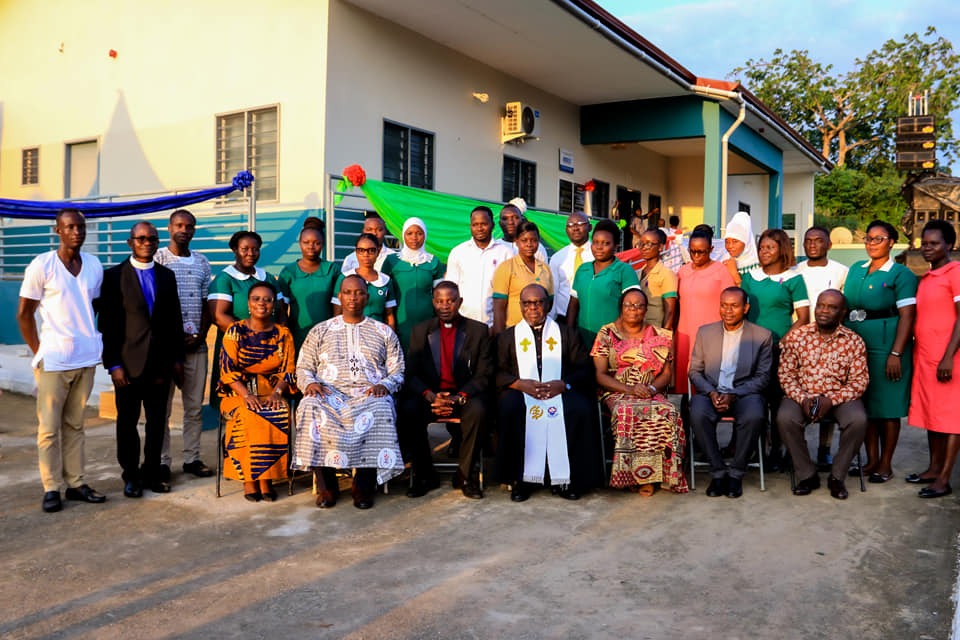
[
  {"left": 0, "top": 0, "right": 329, "bottom": 210},
  {"left": 324, "top": 2, "right": 669, "bottom": 212},
  {"left": 665, "top": 156, "right": 704, "bottom": 230},
  {"left": 726, "top": 174, "right": 768, "bottom": 228}
]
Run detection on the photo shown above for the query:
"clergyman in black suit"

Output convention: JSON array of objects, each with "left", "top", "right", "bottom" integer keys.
[
  {"left": 400, "top": 281, "right": 493, "bottom": 499},
  {"left": 496, "top": 284, "right": 604, "bottom": 502},
  {"left": 99, "top": 221, "right": 185, "bottom": 497}
]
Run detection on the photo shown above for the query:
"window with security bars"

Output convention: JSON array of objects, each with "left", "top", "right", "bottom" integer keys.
[
  {"left": 382, "top": 121, "right": 434, "bottom": 190},
  {"left": 502, "top": 156, "right": 536, "bottom": 206},
  {"left": 22, "top": 147, "right": 39, "bottom": 185},
  {"left": 216, "top": 106, "right": 278, "bottom": 201}
]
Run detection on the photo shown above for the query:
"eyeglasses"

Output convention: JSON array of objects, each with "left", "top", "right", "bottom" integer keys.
[
  {"left": 864, "top": 236, "right": 890, "bottom": 245},
  {"left": 623, "top": 302, "right": 647, "bottom": 310},
  {"left": 688, "top": 249, "right": 710, "bottom": 256},
  {"left": 566, "top": 221, "right": 589, "bottom": 228},
  {"left": 520, "top": 299, "right": 546, "bottom": 307},
  {"left": 356, "top": 247, "right": 378, "bottom": 254},
  {"left": 132, "top": 235, "right": 159, "bottom": 243},
  {"left": 637, "top": 242, "right": 660, "bottom": 249}
]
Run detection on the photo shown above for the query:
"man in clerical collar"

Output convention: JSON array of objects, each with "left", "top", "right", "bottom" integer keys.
[
  {"left": 400, "top": 281, "right": 494, "bottom": 499},
  {"left": 99, "top": 221, "right": 185, "bottom": 498},
  {"left": 495, "top": 284, "right": 603, "bottom": 502}
]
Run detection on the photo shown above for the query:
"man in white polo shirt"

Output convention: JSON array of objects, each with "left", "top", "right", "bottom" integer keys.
[
  {"left": 548, "top": 211, "right": 593, "bottom": 322},
  {"left": 446, "top": 206, "right": 514, "bottom": 329},
  {"left": 16, "top": 208, "right": 107, "bottom": 513}
]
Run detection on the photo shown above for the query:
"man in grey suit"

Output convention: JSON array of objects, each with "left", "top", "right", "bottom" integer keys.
[{"left": 688, "top": 287, "right": 773, "bottom": 498}]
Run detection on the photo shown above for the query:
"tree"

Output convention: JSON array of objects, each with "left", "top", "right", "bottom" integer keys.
[
  {"left": 813, "top": 167, "right": 903, "bottom": 230},
  {"left": 731, "top": 27, "right": 960, "bottom": 170}
]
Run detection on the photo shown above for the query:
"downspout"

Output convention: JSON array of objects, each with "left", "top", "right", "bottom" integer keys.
[{"left": 690, "top": 86, "right": 745, "bottom": 236}]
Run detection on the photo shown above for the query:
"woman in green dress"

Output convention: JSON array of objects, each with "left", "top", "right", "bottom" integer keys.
[
  {"left": 567, "top": 219, "right": 640, "bottom": 346},
  {"left": 277, "top": 220, "right": 340, "bottom": 353},
  {"left": 332, "top": 233, "right": 397, "bottom": 330},
  {"left": 740, "top": 228, "right": 809, "bottom": 469},
  {"left": 843, "top": 220, "right": 917, "bottom": 483},
  {"left": 381, "top": 217, "right": 445, "bottom": 350},
  {"left": 208, "top": 230, "right": 284, "bottom": 408}
]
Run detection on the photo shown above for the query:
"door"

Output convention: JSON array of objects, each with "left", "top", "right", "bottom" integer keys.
[
  {"left": 65, "top": 140, "right": 100, "bottom": 198},
  {"left": 616, "top": 186, "right": 642, "bottom": 250}
]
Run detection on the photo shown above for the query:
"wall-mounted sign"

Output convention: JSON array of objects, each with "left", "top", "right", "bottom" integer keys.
[{"left": 559, "top": 148, "right": 574, "bottom": 174}]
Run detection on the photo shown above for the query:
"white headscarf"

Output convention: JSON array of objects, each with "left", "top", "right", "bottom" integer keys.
[
  {"left": 399, "top": 217, "right": 434, "bottom": 266},
  {"left": 508, "top": 197, "right": 528, "bottom": 215},
  {"left": 724, "top": 211, "right": 760, "bottom": 272}
]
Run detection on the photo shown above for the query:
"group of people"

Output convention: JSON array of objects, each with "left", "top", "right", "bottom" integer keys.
[{"left": 17, "top": 201, "right": 960, "bottom": 514}]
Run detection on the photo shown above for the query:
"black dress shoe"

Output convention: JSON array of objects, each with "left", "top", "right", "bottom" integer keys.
[
  {"left": 407, "top": 473, "right": 442, "bottom": 498},
  {"left": 905, "top": 473, "right": 936, "bottom": 485},
  {"left": 705, "top": 476, "right": 727, "bottom": 497},
  {"left": 183, "top": 460, "right": 215, "bottom": 478},
  {"left": 123, "top": 481, "right": 143, "bottom": 498},
  {"left": 461, "top": 481, "right": 484, "bottom": 499},
  {"left": 42, "top": 491, "right": 62, "bottom": 513},
  {"left": 827, "top": 475, "right": 848, "bottom": 500},
  {"left": 158, "top": 464, "right": 172, "bottom": 483},
  {"left": 244, "top": 490, "right": 262, "bottom": 502},
  {"left": 315, "top": 490, "right": 336, "bottom": 508},
  {"left": 353, "top": 495, "right": 374, "bottom": 509},
  {"left": 149, "top": 480, "right": 171, "bottom": 494},
  {"left": 919, "top": 485, "right": 953, "bottom": 499},
  {"left": 793, "top": 474, "right": 821, "bottom": 496},
  {"left": 65, "top": 484, "right": 106, "bottom": 503},
  {"left": 726, "top": 476, "right": 743, "bottom": 498},
  {"left": 261, "top": 486, "right": 278, "bottom": 502},
  {"left": 558, "top": 487, "right": 581, "bottom": 501},
  {"left": 510, "top": 482, "right": 530, "bottom": 502}
]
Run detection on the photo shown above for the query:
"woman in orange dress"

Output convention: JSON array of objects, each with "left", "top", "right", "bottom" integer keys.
[
  {"left": 220, "top": 282, "right": 296, "bottom": 502},
  {"left": 907, "top": 220, "right": 960, "bottom": 498},
  {"left": 675, "top": 226, "right": 736, "bottom": 395}
]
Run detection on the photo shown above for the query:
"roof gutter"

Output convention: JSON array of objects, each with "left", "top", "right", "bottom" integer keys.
[{"left": 690, "top": 85, "right": 746, "bottom": 234}]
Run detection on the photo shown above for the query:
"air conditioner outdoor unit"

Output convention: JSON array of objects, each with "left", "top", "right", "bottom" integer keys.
[{"left": 502, "top": 101, "right": 540, "bottom": 143}]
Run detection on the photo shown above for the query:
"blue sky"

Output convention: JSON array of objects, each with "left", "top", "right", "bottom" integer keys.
[{"left": 596, "top": 0, "right": 960, "bottom": 169}]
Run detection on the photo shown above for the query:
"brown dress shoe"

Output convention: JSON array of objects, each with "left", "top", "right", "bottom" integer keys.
[
  {"left": 315, "top": 490, "right": 337, "bottom": 508},
  {"left": 827, "top": 475, "right": 848, "bottom": 500}
]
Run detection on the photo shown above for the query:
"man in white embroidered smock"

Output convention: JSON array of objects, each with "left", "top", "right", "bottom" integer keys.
[
  {"left": 495, "top": 284, "right": 604, "bottom": 502},
  {"left": 293, "top": 275, "right": 405, "bottom": 510}
]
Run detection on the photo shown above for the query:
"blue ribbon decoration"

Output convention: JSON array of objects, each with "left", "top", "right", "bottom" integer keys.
[{"left": 0, "top": 171, "right": 255, "bottom": 220}]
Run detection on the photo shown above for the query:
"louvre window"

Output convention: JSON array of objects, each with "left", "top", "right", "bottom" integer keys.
[{"left": 216, "top": 106, "right": 278, "bottom": 201}]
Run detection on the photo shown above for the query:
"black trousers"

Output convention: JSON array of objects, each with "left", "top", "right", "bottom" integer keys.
[
  {"left": 398, "top": 392, "right": 488, "bottom": 478},
  {"left": 115, "top": 375, "right": 172, "bottom": 483}
]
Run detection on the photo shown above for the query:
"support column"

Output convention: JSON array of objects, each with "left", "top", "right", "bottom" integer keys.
[
  {"left": 767, "top": 173, "right": 782, "bottom": 229},
  {"left": 701, "top": 101, "right": 722, "bottom": 232}
]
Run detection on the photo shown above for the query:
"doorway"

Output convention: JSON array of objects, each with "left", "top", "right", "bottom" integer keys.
[
  {"left": 65, "top": 140, "right": 100, "bottom": 198},
  {"left": 616, "top": 185, "right": 642, "bottom": 250}
]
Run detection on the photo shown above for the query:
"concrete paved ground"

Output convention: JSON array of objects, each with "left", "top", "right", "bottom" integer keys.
[{"left": 1, "top": 390, "right": 957, "bottom": 639}]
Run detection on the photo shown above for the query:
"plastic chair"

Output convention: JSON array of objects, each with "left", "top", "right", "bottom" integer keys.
[
  {"left": 410, "top": 417, "right": 484, "bottom": 490},
  {"left": 687, "top": 414, "right": 766, "bottom": 492}
]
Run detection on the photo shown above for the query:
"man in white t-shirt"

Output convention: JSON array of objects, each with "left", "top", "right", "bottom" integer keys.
[
  {"left": 340, "top": 214, "right": 395, "bottom": 273},
  {"left": 446, "top": 206, "right": 514, "bottom": 329},
  {"left": 548, "top": 211, "right": 593, "bottom": 322},
  {"left": 16, "top": 209, "right": 106, "bottom": 513},
  {"left": 796, "top": 225, "right": 849, "bottom": 470}
]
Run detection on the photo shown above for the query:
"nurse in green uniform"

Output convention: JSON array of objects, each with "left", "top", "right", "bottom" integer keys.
[
  {"left": 842, "top": 220, "right": 917, "bottom": 483},
  {"left": 277, "top": 220, "right": 340, "bottom": 353},
  {"left": 740, "top": 228, "right": 809, "bottom": 469},
  {"left": 567, "top": 219, "right": 640, "bottom": 346},
  {"left": 208, "top": 230, "right": 284, "bottom": 408},
  {"left": 381, "top": 217, "right": 445, "bottom": 350},
  {"left": 332, "top": 233, "right": 397, "bottom": 330}
]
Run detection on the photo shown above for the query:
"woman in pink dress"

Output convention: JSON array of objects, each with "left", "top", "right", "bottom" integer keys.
[
  {"left": 907, "top": 220, "right": 960, "bottom": 498},
  {"left": 675, "top": 226, "right": 736, "bottom": 395}
]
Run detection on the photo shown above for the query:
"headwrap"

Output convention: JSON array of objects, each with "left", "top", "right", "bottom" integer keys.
[
  {"left": 724, "top": 211, "right": 760, "bottom": 272},
  {"left": 508, "top": 197, "right": 528, "bottom": 215},
  {"left": 399, "top": 217, "right": 434, "bottom": 266}
]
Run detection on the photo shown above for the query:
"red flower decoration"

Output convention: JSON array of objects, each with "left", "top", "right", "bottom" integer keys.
[
  {"left": 584, "top": 179, "right": 596, "bottom": 192},
  {"left": 343, "top": 164, "right": 366, "bottom": 187}
]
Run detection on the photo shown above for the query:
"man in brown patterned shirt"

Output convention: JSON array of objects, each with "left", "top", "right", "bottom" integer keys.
[{"left": 777, "top": 289, "right": 869, "bottom": 499}]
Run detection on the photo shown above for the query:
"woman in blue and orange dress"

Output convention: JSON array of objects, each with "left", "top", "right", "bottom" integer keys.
[
  {"left": 220, "top": 282, "right": 296, "bottom": 502},
  {"left": 906, "top": 219, "right": 960, "bottom": 498},
  {"left": 592, "top": 287, "right": 687, "bottom": 496}
]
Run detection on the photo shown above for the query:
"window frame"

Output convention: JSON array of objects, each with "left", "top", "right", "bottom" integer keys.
[
  {"left": 382, "top": 119, "right": 435, "bottom": 190},
  {"left": 214, "top": 104, "right": 280, "bottom": 203},
  {"left": 502, "top": 155, "right": 536, "bottom": 207},
  {"left": 21, "top": 146, "right": 39, "bottom": 186}
]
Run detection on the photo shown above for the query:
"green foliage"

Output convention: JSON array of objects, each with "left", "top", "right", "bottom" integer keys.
[
  {"left": 814, "top": 167, "right": 905, "bottom": 231},
  {"left": 730, "top": 27, "right": 960, "bottom": 170}
]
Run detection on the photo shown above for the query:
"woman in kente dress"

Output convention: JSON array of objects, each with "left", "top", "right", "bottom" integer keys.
[
  {"left": 592, "top": 288, "right": 687, "bottom": 495},
  {"left": 219, "top": 282, "right": 295, "bottom": 502},
  {"left": 843, "top": 220, "right": 917, "bottom": 483},
  {"left": 381, "top": 217, "right": 445, "bottom": 350}
]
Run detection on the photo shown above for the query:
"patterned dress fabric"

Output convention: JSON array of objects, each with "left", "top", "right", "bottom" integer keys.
[
  {"left": 293, "top": 317, "right": 405, "bottom": 484},
  {"left": 219, "top": 321, "right": 296, "bottom": 482},
  {"left": 591, "top": 322, "right": 688, "bottom": 492}
]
